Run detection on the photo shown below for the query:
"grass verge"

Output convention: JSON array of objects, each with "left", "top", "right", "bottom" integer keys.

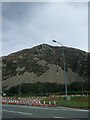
[{"left": 41, "top": 96, "right": 90, "bottom": 109}]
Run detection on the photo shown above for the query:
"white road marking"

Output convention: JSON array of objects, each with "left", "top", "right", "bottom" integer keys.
[
  {"left": 73, "top": 109, "right": 89, "bottom": 112},
  {"left": 57, "top": 106, "right": 89, "bottom": 112},
  {"left": 18, "top": 112, "right": 32, "bottom": 115},
  {"left": 2, "top": 109, "right": 32, "bottom": 116},
  {"left": 54, "top": 116, "right": 64, "bottom": 118}
]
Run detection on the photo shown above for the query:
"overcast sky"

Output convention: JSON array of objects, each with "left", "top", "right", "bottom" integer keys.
[{"left": 2, "top": 2, "right": 88, "bottom": 56}]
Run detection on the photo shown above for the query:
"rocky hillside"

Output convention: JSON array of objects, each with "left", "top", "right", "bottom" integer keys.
[{"left": 2, "top": 44, "right": 88, "bottom": 90}]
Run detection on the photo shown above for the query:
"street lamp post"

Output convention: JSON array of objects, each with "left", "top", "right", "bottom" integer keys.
[
  {"left": 52, "top": 40, "right": 68, "bottom": 101},
  {"left": 18, "top": 83, "right": 21, "bottom": 97}
]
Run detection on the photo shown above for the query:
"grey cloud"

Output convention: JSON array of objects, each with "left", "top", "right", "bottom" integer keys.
[
  {"left": 2, "top": 2, "right": 88, "bottom": 56},
  {"left": 2, "top": 2, "right": 29, "bottom": 21}
]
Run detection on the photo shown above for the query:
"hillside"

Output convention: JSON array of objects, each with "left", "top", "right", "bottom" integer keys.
[{"left": 2, "top": 44, "right": 89, "bottom": 93}]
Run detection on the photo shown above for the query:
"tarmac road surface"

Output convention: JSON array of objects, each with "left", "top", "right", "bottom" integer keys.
[{"left": 1, "top": 104, "right": 89, "bottom": 119}]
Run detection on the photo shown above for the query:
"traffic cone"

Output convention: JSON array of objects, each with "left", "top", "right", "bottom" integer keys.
[
  {"left": 31, "top": 101, "right": 34, "bottom": 106},
  {"left": 8, "top": 99, "right": 10, "bottom": 104},
  {"left": 26, "top": 100, "right": 29, "bottom": 105},
  {"left": 48, "top": 100, "right": 52, "bottom": 107},
  {"left": 19, "top": 100, "right": 23, "bottom": 105},
  {"left": 53, "top": 100, "right": 56, "bottom": 107},
  {"left": 16, "top": 100, "right": 19, "bottom": 105},
  {"left": 38, "top": 101, "right": 41, "bottom": 106},
  {"left": 36, "top": 101, "right": 39, "bottom": 106},
  {"left": 43, "top": 101, "right": 46, "bottom": 106}
]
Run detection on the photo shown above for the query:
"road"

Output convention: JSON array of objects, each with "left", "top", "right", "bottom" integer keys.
[{"left": 1, "top": 104, "right": 89, "bottom": 119}]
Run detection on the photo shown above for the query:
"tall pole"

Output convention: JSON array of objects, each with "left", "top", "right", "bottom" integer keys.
[
  {"left": 19, "top": 84, "right": 21, "bottom": 97},
  {"left": 52, "top": 40, "right": 68, "bottom": 100},
  {"left": 20, "top": 84, "right": 21, "bottom": 97},
  {"left": 63, "top": 46, "right": 68, "bottom": 99},
  {"left": 18, "top": 71, "right": 21, "bottom": 97}
]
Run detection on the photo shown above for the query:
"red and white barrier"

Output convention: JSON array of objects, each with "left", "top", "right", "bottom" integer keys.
[
  {"left": 2, "top": 99, "right": 6, "bottom": 104},
  {"left": 8, "top": 100, "right": 17, "bottom": 105},
  {"left": 2, "top": 97, "right": 57, "bottom": 107}
]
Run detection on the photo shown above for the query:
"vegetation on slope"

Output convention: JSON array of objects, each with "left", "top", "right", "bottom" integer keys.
[{"left": 2, "top": 44, "right": 88, "bottom": 80}]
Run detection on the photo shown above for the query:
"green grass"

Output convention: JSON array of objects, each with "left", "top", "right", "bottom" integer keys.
[{"left": 41, "top": 96, "right": 90, "bottom": 109}]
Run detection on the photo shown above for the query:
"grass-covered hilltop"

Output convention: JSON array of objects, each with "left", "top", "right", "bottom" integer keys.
[{"left": 2, "top": 44, "right": 89, "bottom": 96}]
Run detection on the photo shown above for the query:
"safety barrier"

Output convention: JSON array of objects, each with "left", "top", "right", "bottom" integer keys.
[
  {"left": 8, "top": 100, "right": 17, "bottom": 105},
  {"left": 2, "top": 99, "right": 6, "bottom": 104},
  {"left": 2, "top": 97, "right": 57, "bottom": 107}
]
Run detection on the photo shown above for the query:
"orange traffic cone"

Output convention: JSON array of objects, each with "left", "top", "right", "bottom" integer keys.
[
  {"left": 38, "top": 101, "right": 41, "bottom": 106},
  {"left": 36, "top": 101, "right": 40, "bottom": 106},
  {"left": 53, "top": 100, "right": 56, "bottom": 107},
  {"left": 31, "top": 101, "right": 34, "bottom": 106},
  {"left": 43, "top": 101, "right": 46, "bottom": 106},
  {"left": 48, "top": 100, "right": 52, "bottom": 107}
]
